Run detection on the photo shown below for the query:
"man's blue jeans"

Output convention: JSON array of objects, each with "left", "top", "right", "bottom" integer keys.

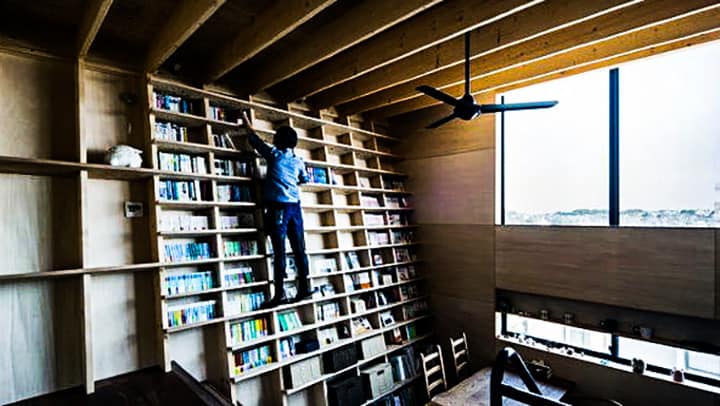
[{"left": 264, "top": 202, "right": 310, "bottom": 299}]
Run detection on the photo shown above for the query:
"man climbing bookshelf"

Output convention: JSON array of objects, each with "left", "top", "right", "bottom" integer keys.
[{"left": 241, "top": 111, "right": 314, "bottom": 307}]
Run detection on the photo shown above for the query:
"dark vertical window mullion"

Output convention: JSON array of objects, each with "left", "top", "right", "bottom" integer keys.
[
  {"left": 609, "top": 68, "right": 620, "bottom": 226},
  {"left": 500, "top": 95, "right": 506, "bottom": 226}
]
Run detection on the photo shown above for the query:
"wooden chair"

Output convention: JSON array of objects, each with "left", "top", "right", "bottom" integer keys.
[
  {"left": 421, "top": 345, "right": 447, "bottom": 399},
  {"left": 449, "top": 332, "right": 470, "bottom": 381}
]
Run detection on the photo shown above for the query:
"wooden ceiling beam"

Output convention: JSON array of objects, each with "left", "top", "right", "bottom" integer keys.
[
  {"left": 204, "top": 0, "right": 336, "bottom": 82},
  {"left": 242, "top": 0, "right": 443, "bottom": 95},
  {"left": 340, "top": 0, "right": 720, "bottom": 115},
  {"left": 368, "top": 6, "right": 720, "bottom": 118},
  {"left": 145, "top": 0, "right": 226, "bottom": 72},
  {"left": 76, "top": 0, "right": 113, "bottom": 57},
  {"left": 270, "top": 0, "right": 541, "bottom": 102},
  {"left": 314, "top": 0, "right": 637, "bottom": 110}
]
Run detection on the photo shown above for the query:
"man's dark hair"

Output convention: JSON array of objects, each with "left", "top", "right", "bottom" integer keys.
[{"left": 273, "top": 126, "right": 298, "bottom": 149}]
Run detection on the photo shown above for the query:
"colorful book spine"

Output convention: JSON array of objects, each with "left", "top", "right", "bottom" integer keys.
[
  {"left": 163, "top": 242, "right": 211, "bottom": 262},
  {"left": 233, "top": 345, "right": 272, "bottom": 375},
  {"left": 166, "top": 300, "right": 216, "bottom": 327},
  {"left": 230, "top": 318, "right": 269, "bottom": 345},
  {"left": 165, "top": 271, "right": 213, "bottom": 295},
  {"left": 223, "top": 240, "right": 258, "bottom": 257},
  {"left": 224, "top": 266, "right": 254, "bottom": 287},
  {"left": 226, "top": 291, "right": 266, "bottom": 314}
]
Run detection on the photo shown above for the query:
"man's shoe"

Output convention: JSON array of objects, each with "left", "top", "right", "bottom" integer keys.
[
  {"left": 293, "top": 288, "right": 318, "bottom": 303},
  {"left": 261, "top": 296, "right": 289, "bottom": 309}
]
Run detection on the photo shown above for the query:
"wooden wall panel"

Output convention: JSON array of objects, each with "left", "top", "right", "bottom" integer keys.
[
  {"left": 496, "top": 227, "right": 716, "bottom": 318},
  {"left": 85, "top": 180, "right": 136, "bottom": 267},
  {"left": 401, "top": 149, "right": 494, "bottom": 225},
  {"left": 393, "top": 94, "right": 495, "bottom": 160},
  {"left": 0, "top": 52, "right": 75, "bottom": 161},
  {"left": 82, "top": 68, "right": 145, "bottom": 163},
  {"left": 0, "top": 280, "right": 58, "bottom": 404},
  {"left": 91, "top": 273, "right": 155, "bottom": 381}
]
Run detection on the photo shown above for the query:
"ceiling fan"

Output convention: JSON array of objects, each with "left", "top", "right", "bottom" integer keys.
[{"left": 416, "top": 32, "right": 558, "bottom": 129}]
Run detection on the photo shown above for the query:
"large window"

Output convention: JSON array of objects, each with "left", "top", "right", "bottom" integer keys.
[
  {"left": 498, "top": 40, "right": 720, "bottom": 227},
  {"left": 502, "top": 70, "right": 608, "bottom": 225},
  {"left": 497, "top": 313, "right": 720, "bottom": 386},
  {"left": 619, "top": 42, "right": 720, "bottom": 227}
]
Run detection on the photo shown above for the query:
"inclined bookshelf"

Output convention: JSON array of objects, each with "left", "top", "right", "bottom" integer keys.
[{"left": 145, "top": 76, "right": 431, "bottom": 406}]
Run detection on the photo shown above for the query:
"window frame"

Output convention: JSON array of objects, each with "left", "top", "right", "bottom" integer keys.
[{"left": 497, "top": 53, "right": 719, "bottom": 229}]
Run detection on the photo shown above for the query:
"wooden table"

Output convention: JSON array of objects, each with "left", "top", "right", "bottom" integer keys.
[{"left": 429, "top": 368, "right": 570, "bottom": 406}]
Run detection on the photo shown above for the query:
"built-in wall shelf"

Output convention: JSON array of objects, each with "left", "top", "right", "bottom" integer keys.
[{"left": 146, "top": 76, "right": 430, "bottom": 405}]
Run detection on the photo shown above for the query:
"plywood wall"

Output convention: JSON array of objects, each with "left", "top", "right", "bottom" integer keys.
[
  {"left": 496, "top": 227, "right": 717, "bottom": 319},
  {"left": 393, "top": 97, "right": 497, "bottom": 378}
]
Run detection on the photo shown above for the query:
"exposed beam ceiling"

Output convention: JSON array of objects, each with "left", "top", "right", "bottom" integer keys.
[
  {"left": 145, "top": 0, "right": 226, "bottom": 72},
  {"left": 76, "top": 0, "right": 113, "bottom": 57},
  {"left": 369, "top": 4, "right": 720, "bottom": 118},
  {"left": 238, "top": 0, "right": 443, "bottom": 94},
  {"left": 204, "top": 0, "right": 335, "bottom": 82},
  {"left": 315, "top": 0, "right": 639, "bottom": 111},
  {"left": 269, "top": 0, "right": 541, "bottom": 102},
  {"left": 340, "top": 0, "right": 720, "bottom": 115}
]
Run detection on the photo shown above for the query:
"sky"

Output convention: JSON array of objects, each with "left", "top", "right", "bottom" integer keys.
[{"left": 498, "top": 40, "right": 720, "bottom": 215}]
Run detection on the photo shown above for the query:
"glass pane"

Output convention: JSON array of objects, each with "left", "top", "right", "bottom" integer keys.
[
  {"left": 619, "top": 41, "right": 720, "bottom": 227},
  {"left": 506, "top": 314, "right": 611, "bottom": 354},
  {"left": 618, "top": 337, "right": 680, "bottom": 367},
  {"left": 687, "top": 350, "right": 720, "bottom": 379},
  {"left": 503, "top": 69, "right": 609, "bottom": 225}
]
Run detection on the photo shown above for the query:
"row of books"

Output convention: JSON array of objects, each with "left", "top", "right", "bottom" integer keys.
[
  {"left": 212, "top": 133, "right": 236, "bottom": 149},
  {"left": 278, "top": 336, "right": 299, "bottom": 360},
  {"left": 385, "top": 196, "right": 409, "bottom": 209},
  {"left": 233, "top": 345, "right": 272, "bottom": 376},
  {"left": 224, "top": 266, "right": 255, "bottom": 287},
  {"left": 368, "top": 231, "right": 390, "bottom": 246},
  {"left": 159, "top": 214, "right": 209, "bottom": 232},
  {"left": 217, "top": 184, "right": 252, "bottom": 202},
  {"left": 166, "top": 300, "right": 216, "bottom": 328},
  {"left": 365, "top": 213, "right": 385, "bottom": 226},
  {"left": 153, "top": 91, "right": 196, "bottom": 114},
  {"left": 220, "top": 213, "right": 254, "bottom": 229},
  {"left": 165, "top": 271, "right": 213, "bottom": 296},
  {"left": 224, "top": 240, "right": 259, "bottom": 257},
  {"left": 227, "top": 291, "right": 266, "bottom": 314},
  {"left": 214, "top": 159, "right": 253, "bottom": 177},
  {"left": 345, "top": 252, "right": 362, "bottom": 269},
  {"left": 397, "top": 266, "right": 417, "bottom": 281},
  {"left": 387, "top": 213, "right": 407, "bottom": 226},
  {"left": 402, "top": 301, "right": 428, "bottom": 319},
  {"left": 277, "top": 310, "right": 303, "bottom": 332},
  {"left": 163, "top": 242, "right": 212, "bottom": 262},
  {"left": 399, "top": 284, "right": 420, "bottom": 301},
  {"left": 383, "top": 177, "right": 405, "bottom": 191},
  {"left": 392, "top": 230, "right": 414, "bottom": 244},
  {"left": 159, "top": 180, "right": 208, "bottom": 202},
  {"left": 229, "top": 318, "right": 269, "bottom": 345},
  {"left": 209, "top": 105, "right": 240, "bottom": 122},
  {"left": 395, "top": 248, "right": 416, "bottom": 263},
  {"left": 312, "top": 257, "right": 337, "bottom": 274},
  {"left": 154, "top": 121, "right": 189, "bottom": 142},
  {"left": 306, "top": 166, "right": 329, "bottom": 184},
  {"left": 316, "top": 301, "right": 341, "bottom": 321},
  {"left": 158, "top": 152, "right": 207, "bottom": 174}
]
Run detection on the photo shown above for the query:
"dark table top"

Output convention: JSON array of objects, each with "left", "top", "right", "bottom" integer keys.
[{"left": 430, "top": 367, "right": 570, "bottom": 406}]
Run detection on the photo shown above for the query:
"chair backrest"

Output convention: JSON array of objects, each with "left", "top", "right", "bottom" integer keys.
[
  {"left": 490, "top": 347, "right": 569, "bottom": 406},
  {"left": 420, "top": 345, "right": 447, "bottom": 399},
  {"left": 449, "top": 332, "right": 470, "bottom": 380}
]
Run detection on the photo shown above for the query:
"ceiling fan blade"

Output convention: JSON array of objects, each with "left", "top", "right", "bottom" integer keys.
[
  {"left": 416, "top": 85, "right": 460, "bottom": 107},
  {"left": 425, "top": 113, "right": 458, "bottom": 129},
  {"left": 479, "top": 101, "right": 558, "bottom": 113}
]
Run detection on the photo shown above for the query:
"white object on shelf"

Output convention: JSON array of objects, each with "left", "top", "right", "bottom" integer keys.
[{"left": 105, "top": 144, "right": 143, "bottom": 168}]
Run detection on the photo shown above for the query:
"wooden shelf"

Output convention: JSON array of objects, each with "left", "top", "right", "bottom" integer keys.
[
  {"left": 156, "top": 200, "right": 257, "bottom": 209},
  {"left": 151, "top": 76, "right": 400, "bottom": 142},
  {"left": 361, "top": 374, "right": 422, "bottom": 406},
  {"left": 146, "top": 76, "right": 428, "bottom": 405},
  {"left": 159, "top": 228, "right": 259, "bottom": 237}
]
